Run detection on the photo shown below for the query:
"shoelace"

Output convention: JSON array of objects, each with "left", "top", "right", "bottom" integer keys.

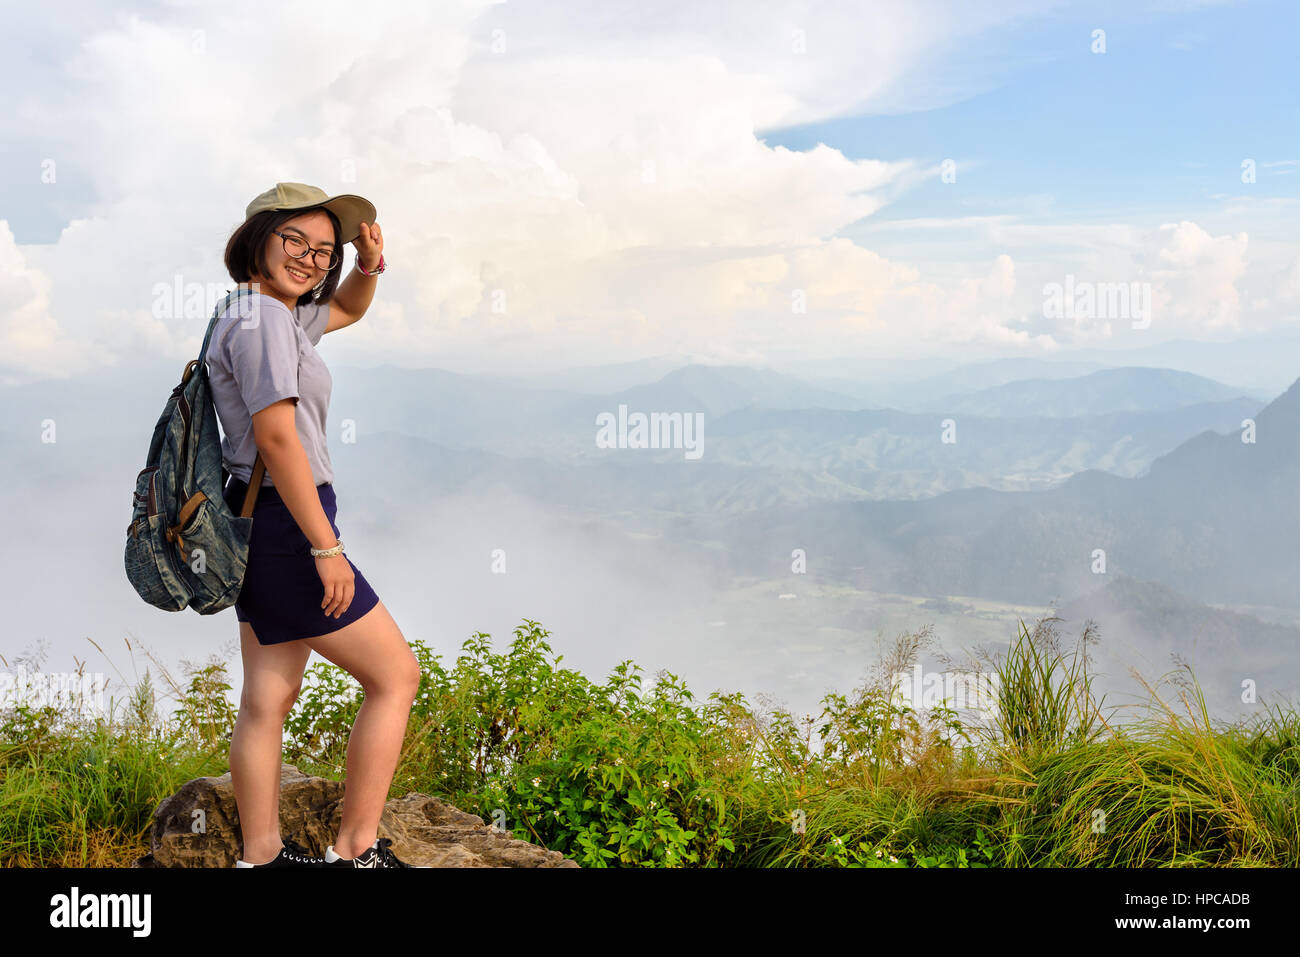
[
  {"left": 280, "top": 840, "right": 322, "bottom": 864},
  {"left": 373, "top": 837, "right": 411, "bottom": 868}
]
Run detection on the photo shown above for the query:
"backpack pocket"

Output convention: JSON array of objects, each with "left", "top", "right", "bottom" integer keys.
[
  {"left": 125, "top": 503, "right": 190, "bottom": 614},
  {"left": 130, "top": 465, "right": 159, "bottom": 521},
  {"left": 124, "top": 465, "right": 191, "bottom": 610},
  {"left": 167, "top": 492, "right": 254, "bottom": 613}
]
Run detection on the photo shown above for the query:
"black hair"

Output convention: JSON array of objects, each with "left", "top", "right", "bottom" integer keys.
[{"left": 224, "top": 206, "right": 344, "bottom": 306}]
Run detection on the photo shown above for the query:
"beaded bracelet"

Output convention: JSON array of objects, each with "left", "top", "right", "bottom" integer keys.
[
  {"left": 356, "top": 252, "right": 386, "bottom": 276},
  {"left": 311, "top": 540, "right": 345, "bottom": 558}
]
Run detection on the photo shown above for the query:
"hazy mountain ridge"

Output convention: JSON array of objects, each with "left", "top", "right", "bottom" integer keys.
[
  {"left": 701, "top": 374, "right": 1300, "bottom": 609},
  {"left": 2, "top": 353, "right": 1294, "bottom": 729},
  {"left": 1052, "top": 574, "right": 1300, "bottom": 714},
  {"left": 922, "top": 366, "right": 1269, "bottom": 418},
  {"left": 802, "top": 357, "right": 1109, "bottom": 408},
  {"left": 321, "top": 363, "right": 1266, "bottom": 497},
  {"left": 706, "top": 397, "right": 1262, "bottom": 492}
]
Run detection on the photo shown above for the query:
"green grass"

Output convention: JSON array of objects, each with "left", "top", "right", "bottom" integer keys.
[{"left": 1, "top": 616, "right": 1296, "bottom": 867}]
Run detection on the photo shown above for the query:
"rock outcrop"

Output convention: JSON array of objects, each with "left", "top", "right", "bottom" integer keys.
[{"left": 134, "top": 764, "right": 578, "bottom": 868}]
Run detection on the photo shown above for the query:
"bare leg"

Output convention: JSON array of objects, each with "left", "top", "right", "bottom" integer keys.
[
  {"left": 303, "top": 600, "right": 421, "bottom": 859},
  {"left": 229, "top": 622, "right": 312, "bottom": 864}
]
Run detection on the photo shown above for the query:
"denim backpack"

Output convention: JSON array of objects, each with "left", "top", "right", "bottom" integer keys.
[{"left": 124, "top": 287, "right": 271, "bottom": 614}]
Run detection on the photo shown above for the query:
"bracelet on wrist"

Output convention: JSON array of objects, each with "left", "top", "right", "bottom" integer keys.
[
  {"left": 356, "top": 252, "right": 385, "bottom": 276},
  {"left": 311, "top": 539, "right": 345, "bottom": 558}
]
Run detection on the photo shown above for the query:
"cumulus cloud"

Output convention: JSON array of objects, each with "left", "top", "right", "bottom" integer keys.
[
  {"left": 0, "top": 221, "right": 90, "bottom": 384},
  {"left": 1147, "top": 221, "right": 1248, "bottom": 333},
  {"left": 0, "top": 0, "right": 1294, "bottom": 379}
]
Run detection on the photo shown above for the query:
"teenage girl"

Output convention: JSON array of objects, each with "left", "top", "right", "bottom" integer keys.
[{"left": 209, "top": 183, "right": 420, "bottom": 868}]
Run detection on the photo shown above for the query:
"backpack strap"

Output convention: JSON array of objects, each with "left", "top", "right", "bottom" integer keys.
[
  {"left": 240, "top": 454, "right": 266, "bottom": 518},
  {"left": 199, "top": 286, "right": 254, "bottom": 366},
  {"left": 200, "top": 287, "right": 294, "bottom": 518}
]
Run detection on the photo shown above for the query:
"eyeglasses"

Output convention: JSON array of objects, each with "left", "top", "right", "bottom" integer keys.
[{"left": 272, "top": 230, "right": 339, "bottom": 271}]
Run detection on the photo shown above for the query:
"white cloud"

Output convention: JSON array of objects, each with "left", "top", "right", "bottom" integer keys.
[
  {"left": 1148, "top": 221, "right": 1249, "bottom": 332},
  {"left": 0, "top": 0, "right": 1295, "bottom": 378},
  {"left": 0, "top": 221, "right": 92, "bottom": 384}
]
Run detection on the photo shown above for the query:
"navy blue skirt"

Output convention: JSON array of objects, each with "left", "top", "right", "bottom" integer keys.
[{"left": 222, "top": 476, "right": 381, "bottom": 646}]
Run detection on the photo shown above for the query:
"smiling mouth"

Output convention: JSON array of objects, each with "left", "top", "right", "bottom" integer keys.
[{"left": 285, "top": 265, "right": 312, "bottom": 282}]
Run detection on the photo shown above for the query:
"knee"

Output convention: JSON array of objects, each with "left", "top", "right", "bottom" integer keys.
[
  {"left": 393, "top": 656, "right": 422, "bottom": 701},
  {"left": 367, "top": 656, "right": 421, "bottom": 702},
  {"left": 239, "top": 684, "right": 301, "bottom": 721}
]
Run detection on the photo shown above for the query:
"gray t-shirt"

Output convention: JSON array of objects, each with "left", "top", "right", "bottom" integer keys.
[{"left": 207, "top": 292, "right": 333, "bottom": 488}]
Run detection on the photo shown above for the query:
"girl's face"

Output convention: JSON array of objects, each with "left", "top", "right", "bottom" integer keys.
[{"left": 253, "top": 209, "right": 337, "bottom": 304}]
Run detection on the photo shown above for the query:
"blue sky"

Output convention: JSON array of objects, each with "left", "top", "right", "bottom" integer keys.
[{"left": 767, "top": 1, "right": 1298, "bottom": 228}]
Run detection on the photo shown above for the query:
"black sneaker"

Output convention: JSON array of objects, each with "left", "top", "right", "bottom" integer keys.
[
  {"left": 324, "top": 837, "right": 422, "bottom": 868},
  {"left": 234, "top": 839, "right": 326, "bottom": 868}
]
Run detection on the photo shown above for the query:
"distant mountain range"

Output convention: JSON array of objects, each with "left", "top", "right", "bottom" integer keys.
[
  {"left": 312, "top": 362, "right": 1265, "bottom": 499},
  {"left": 2, "top": 350, "right": 1294, "bottom": 727},
  {"left": 705, "top": 397, "right": 1260, "bottom": 495},
  {"left": 4, "top": 355, "right": 1278, "bottom": 554},
  {"left": 702, "top": 373, "right": 1300, "bottom": 610},
  {"left": 800, "top": 357, "right": 1110, "bottom": 408},
  {"left": 921, "top": 366, "right": 1267, "bottom": 418},
  {"left": 1053, "top": 574, "right": 1300, "bottom": 717}
]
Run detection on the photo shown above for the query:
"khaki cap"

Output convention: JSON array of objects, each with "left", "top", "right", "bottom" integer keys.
[{"left": 244, "top": 182, "right": 377, "bottom": 245}]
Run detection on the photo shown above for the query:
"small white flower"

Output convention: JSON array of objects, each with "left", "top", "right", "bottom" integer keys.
[
  {"left": 649, "top": 800, "right": 657, "bottom": 809},
  {"left": 875, "top": 849, "right": 883, "bottom": 858},
  {"left": 889, "top": 855, "right": 898, "bottom": 864},
  {"left": 661, "top": 779, "right": 670, "bottom": 788},
  {"left": 531, "top": 777, "right": 541, "bottom": 787},
  {"left": 614, "top": 757, "right": 623, "bottom": 766}
]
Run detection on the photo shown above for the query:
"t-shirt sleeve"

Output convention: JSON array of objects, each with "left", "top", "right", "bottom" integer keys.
[
  {"left": 297, "top": 300, "right": 330, "bottom": 346},
  {"left": 223, "top": 299, "right": 300, "bottom": 416}
]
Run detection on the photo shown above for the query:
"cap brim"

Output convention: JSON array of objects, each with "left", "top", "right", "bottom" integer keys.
[{"left": 317, "top": 194, "right": 377, "bottom": 245}]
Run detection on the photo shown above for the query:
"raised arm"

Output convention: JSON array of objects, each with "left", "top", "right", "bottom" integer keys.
[{"left": 323, "top": 221, "right": 384, "bottom": 334}]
